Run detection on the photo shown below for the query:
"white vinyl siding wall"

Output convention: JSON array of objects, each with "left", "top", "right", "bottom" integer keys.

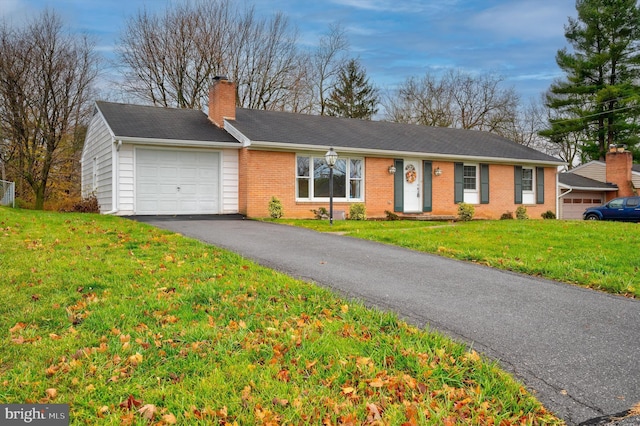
[
  {"left": 81, "top": 111, "right": 113, "bottom": 212},
  {"left": 221, "top": 149, "right": 239, "bottom": 214}
]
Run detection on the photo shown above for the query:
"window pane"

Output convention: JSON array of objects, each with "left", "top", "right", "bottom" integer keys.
[
  {"left": 522, "top": 168, "right": 533, "bottom": 191},
  {"left": 297, "top": 156, "right": 309, "bottom": 177},
  {"left": 463, "top": 166, "right": 476, "bottom": 190},
  {"left": 350, "top": 180, "right": 361, "bottom": 199},
  {"left": 297, "top": 178, "right": 309, "bottom": 198},
  {"left": 314, "top": 158, "right": 346, "bottom": 197},
  {"left": 350, "top": 159, "right": 362, "bottom": 178}
]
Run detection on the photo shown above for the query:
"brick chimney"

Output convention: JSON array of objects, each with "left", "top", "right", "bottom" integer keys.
[
  {"left": 606, "top": 146, "right": 634, "bottom": 197},
  {"left": 208, "top": 76, "right": 236, "bottom": 128}
]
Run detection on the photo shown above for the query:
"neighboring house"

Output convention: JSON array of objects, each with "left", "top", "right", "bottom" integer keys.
[
  {"left": 558, "top": 148, "right": 639, "bottom": 219},
  {"left": 81, "top": 77, "right": 564, "bottom": 219}
]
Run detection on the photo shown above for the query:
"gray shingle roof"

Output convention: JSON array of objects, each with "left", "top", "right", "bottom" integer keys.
[
  {"left": 231, "top": 108, "right": 563, "bottom": 164},
  {"left": 558, "top": 173, "right": 618, "bottom": 190},
  {"left": 96, "top": 101, "right": 238, "bottom": 143}
]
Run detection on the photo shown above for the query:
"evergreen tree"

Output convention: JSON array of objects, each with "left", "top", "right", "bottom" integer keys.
[
  {"left": 541, "top": 0, "right": 640, "bottom": 161},
  {"left": 326, "top": 59, "right": 378, "bottom": 119}
]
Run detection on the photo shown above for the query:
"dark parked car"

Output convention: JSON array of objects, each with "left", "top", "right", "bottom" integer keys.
[{"left": 583, "top": 196, "right": 640, "bottom": 221}]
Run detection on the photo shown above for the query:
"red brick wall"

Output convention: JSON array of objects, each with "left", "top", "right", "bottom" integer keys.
[
  {"left": 606, "top": 151, "right": 634, "bottom": 197},
  {"left": 239, "top": 150, "right": 558, "bottom": 220},
  {"left": 208, "top": 79, "right": 236, "bottom": 127}
]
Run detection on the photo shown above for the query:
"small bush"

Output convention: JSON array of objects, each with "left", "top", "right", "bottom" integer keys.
[
  {"left": 457, "top": 203, "right": 475, "bottom": 222},
  {"left": 385, "top": 210, "right": 400, "bottom": 221},
  {"left": 349, "top": 203, "right": 366, "bottom": 220},
  {"left": 268, "top": 196, "right": 283, "bottom": 219},
  {"left": 515, "top": 206, "right": 528, "bottom": 220},
  {"left": 541, "top": 210, "right": 556, "bottom": 220},
  {"left": 71, "top": 194, "right": 100, "bottom": 213},
  {"left": 500, "top": 211, "right": 514, "bottom": 220},
  {"left": 311, "top": 207, "right": 329, "bottom": 220}
]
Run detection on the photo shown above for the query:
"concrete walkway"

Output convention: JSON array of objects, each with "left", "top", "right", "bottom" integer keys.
[{"left": 133, "top": 216, "right": 640, "bottom": 425}]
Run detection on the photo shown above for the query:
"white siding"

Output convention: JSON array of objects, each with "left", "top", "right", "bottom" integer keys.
[
  {"left": 81, "top": 109, "right": 113, "bottom": 212},
  {"left": 221, "top": 149, "right": 239, "bottom": 214},
  {"left": 116, "top": 144, "right": 135, "bottom": 215}
]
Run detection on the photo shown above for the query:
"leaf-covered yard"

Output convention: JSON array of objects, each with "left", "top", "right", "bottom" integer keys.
[{"left": 0, "top": 208, "right": 561, "bottom": 424}]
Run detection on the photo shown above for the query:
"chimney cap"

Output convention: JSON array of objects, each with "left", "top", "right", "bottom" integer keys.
[{"left": 213, "top": 75, "right": 228, "bottom": 81}]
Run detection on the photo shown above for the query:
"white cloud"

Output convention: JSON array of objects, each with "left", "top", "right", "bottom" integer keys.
[{"left": 468, "top": 1, "right": 576, "bottom": 40}]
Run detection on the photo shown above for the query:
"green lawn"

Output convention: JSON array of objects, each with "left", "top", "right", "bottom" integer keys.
[
  {"left": 273, "top": 218, "right": 640, "bottom": 298},
  {"left": 0, "top": 207, "right": 560, "bottom": 425}
]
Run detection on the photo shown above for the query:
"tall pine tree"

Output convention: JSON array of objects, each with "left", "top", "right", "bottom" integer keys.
[
  {"left": 541, "top": 0, "right": 640, "bottom": 161},
  {"left": 326, "top": 59, "right": 378, "bottom": 119}
]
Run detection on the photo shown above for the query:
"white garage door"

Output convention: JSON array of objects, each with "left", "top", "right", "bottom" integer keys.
[{"left": 136, "top": 148, "right": 220, "bottom": 215}]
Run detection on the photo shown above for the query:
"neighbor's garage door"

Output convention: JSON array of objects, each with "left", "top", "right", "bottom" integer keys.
[
  {"left": 135, "top": 148, "right": 219, "bottom": 215},
  {"left": 561, "top": 191, "right": 604, "bottom": 220}
]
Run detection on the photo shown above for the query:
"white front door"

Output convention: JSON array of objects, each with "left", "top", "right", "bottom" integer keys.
[
  {"left": 403, "top": 159, "right": 422, "bottom": 213},
  {"left": 135, "top": 148, "right": 220, "bottom": 215}
]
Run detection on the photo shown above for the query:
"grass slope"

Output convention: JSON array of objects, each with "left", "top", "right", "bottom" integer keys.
[{"left": 0, "top": 208, "right": 560, "bottom": 425}]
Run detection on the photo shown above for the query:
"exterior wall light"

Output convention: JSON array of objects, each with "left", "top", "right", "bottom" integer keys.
[
  {"left": 388, "top": 165, "right": 396, "bottom": 174},
  {"left": 434, "top": 167, "right": 442, "bottom": 176}
]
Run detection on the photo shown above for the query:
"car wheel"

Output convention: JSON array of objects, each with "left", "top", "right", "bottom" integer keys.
[{"left": 585, "top": 213, "right": 600, "bottom": 220}]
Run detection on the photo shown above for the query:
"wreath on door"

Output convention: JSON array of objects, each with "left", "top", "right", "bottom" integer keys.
[{"left": 405, "top": 164, "right": 417, "bottom": 183}]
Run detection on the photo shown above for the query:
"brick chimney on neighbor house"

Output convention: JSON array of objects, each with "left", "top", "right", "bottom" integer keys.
[
  {"left": 208, "top": 76, "right": 236, "bottom": 128},
  {"left": 606, "top": 145, "right": 635, "bottom": 197}
]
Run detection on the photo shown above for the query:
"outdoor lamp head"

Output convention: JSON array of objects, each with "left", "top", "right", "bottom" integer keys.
[{"left": 325, "top": 148, "right": 338, "bottom": 167}]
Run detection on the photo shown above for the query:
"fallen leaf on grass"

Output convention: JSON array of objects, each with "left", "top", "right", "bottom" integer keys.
[
  {"left": 138, "top": 404, "right": 157, "bottom": 420},
  {"left": 119, "top": 394, "right": 142, "bottom": 410},
  {"left": 162, "top": 413, "right": 177, "bottom": 424},
  {"left": 367, "top": 403, "right": 382, "bottom": 421},
  {"left": 45, "top": 388, "right": 58, "bottom": 399}
]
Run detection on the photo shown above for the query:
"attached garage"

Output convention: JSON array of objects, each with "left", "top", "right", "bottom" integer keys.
[
  {"left": 558, "top": 173, "right": 618, "bottom": 220},
  {"left": 135, "top": 148, "right": 220, "bottom": 215},
  {"left": 81, "top": 101, "right": 240, "bottom": 216}
]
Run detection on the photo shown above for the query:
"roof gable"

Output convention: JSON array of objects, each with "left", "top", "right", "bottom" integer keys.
[
  {"left": 558, "top": 173, "right": 617, "bottom": 190},
  {"left": 96, "top": 101, "right": 238, "bottom": 144},
  {"left": 229, "top": 108, "right": 562, "bottom": 164}
]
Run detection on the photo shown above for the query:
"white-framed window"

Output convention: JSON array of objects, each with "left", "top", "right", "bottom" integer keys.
[
  {"left": 522, "top": 167, "right": 535, "bottom": 204},
  {"left": 296, "top": 155, "right": 364, "bottom": 201},
  {"left": 463, "top": 164, "right": 479, "bottom": 204}
]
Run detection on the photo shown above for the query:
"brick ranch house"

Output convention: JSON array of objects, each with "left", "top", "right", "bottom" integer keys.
[
  {"left": 81, "top": 78, "right": 564, "bottom": 219},
  {"left": 558, "top": 147, "right": 639, "bottom": 219}
]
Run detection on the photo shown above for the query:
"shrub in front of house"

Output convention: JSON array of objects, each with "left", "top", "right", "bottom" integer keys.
[
  {"left": 457, "top": 203, "right": 475, "bottom": 221},
  {"left": 268, "top": 196, "right": 283, "bottom": 218},
  {"left": 385, "top": 210, "right": 400, "bottom": 221},
  {"left": 516, "top": 206, "right": 528, "bottom": 220},
  {"left": 311, "top": 207, "right": 329, "bottom": 220},
  {"left": 71, "top": 194, "right": 100, "bottom": 213},
  {"left": 349, "top": 203, "right": 366, "bottom": 220},
  {"left": 541, "top": 210, "right": 556, "bottom": 220},
  {"left": 500, "top": 211, "right": 514, "bottom": 220}
]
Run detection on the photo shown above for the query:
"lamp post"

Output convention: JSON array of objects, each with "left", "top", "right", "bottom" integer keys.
[{"left": 325, "top": 148, "right": 338, "bottom": 225}]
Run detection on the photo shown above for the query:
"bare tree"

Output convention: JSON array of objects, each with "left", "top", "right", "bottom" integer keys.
[
  {"left": 310, "top": 24, "right": 349, "bottom": 115},
  {"left": 385, "top": 70, "right": 519, "bottom": 137},
  {"left": 0, "top": 10, "right": 98, "bottom": 209},
  {"left": 118, "top": 0, "right": 232, "bottom": 109},
  {"left": 226, "top": 10, "right": 300, "bottom": 110},
  {"left": 383, "top": 73, "right": 453, "bottom": 126},
  {"left": 118, "top": 1, "right": 301, "bottom": 112}
]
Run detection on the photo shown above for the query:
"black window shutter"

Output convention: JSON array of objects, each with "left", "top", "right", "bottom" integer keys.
[
  {"left": 423, "top": 161, "right": 432, "bottom": 212},
  {"left": 536, "top": 167, "right": 545, "bottom": 204},
  {"left": 514, "top": 166, "right": 523, "bottom": 204},
  {"left": 454, "top": 163, "right": 464, "bottom": 203},
  {"left": 393, "top": 159, "right": 403, "bottom": 212},
  {"left": 480, "top": 163, "right": 489, "bottom": 204}
]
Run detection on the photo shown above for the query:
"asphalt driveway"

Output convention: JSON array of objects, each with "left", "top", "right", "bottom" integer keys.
[{"left": 133, "top": 216, "right": 640, "bottom": 425}]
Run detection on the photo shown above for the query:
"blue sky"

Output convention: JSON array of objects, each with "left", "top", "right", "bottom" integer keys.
[{"left": 1, "top": 0, "right": 577, "bottom": 103}]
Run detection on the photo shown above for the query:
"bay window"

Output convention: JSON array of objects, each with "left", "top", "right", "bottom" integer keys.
[{"left": 296, "top": 155, "right": 363, "bottom": 201}]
